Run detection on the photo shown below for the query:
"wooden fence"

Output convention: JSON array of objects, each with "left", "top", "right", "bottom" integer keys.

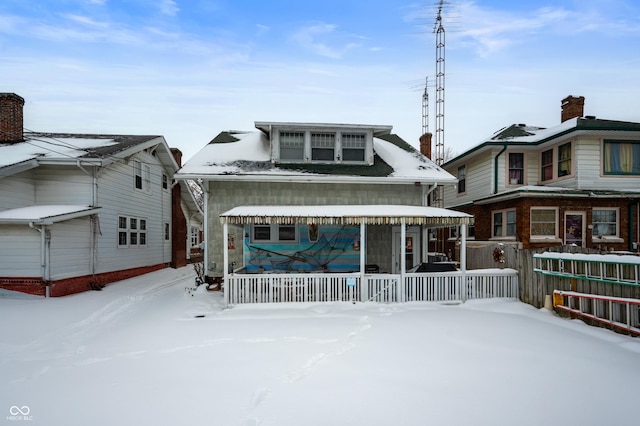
[{"left": 467, "top": 244, "right": 640, "bottom": 308}]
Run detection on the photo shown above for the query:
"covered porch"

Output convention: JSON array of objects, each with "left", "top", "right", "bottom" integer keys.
[{"left": 220, "top": 205, "right": 518, "bottom": 306}]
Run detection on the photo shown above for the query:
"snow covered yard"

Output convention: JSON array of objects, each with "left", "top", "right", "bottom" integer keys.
[{"left": 1, "top": 267, "right": 639, "bottom": 426}]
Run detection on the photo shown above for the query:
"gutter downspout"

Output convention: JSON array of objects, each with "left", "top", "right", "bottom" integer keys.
[
  {"left": 76, "top": 161, "right": 98, "bottom": 276},
  {"left": 630, "top": 202, "right": 636, "bottom": 252},
  {"left": 29, "top": 222, "right": 50, "bottom": 297},
  {"left": 198, "top": 179, "right": 210, "bottom": 280},
  {"left": 494, "top": 143, "right": 508, "bottom": 194}
]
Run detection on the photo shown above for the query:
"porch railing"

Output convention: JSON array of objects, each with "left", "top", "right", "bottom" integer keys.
[{"left": 225, "top": 269, "right": 519, "bottom": 305}]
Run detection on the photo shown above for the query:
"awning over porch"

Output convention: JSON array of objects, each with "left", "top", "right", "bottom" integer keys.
[{"left": 219, "top": 204, "right": 473, "bottom": 226}]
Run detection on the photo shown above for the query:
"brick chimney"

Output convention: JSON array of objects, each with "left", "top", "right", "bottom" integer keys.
[
  {"left": 170, "top": 147, "right": 183, "bottom": 167},
  {"left": 0, "top": 93, "right": 25, "bottom": 143},
  {"left": 419, "top": 132, "right": 432, "bottom": 159},
  {"left": 561, "top": 95, "right": 585, "bottom": 123}
]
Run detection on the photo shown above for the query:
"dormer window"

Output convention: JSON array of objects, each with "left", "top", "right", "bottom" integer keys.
[
  {"left": 311, "top": 133, "right": 335, "bottom": 161},
  {"left": 342, "top": 133, "right": 366, "bottom": 162},
  {"left": 269, "top": 124, "right": 376, "bottom": 165},
  {"left": 279, "top": 132, "right": 304, "bottom": 161}
]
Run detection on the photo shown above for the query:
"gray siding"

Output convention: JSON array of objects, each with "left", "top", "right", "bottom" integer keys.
[
  {"left": 49, "top": 218, "right": 92, "bottom": 280},
  {"left": 35, "top": 166, "right": 92, "bottom": 205},
  {"left": 0, "top": 225, "right": 41, "bottom": 277},
  {"left": 0, "top": 173, "right": 35, "bottom": 210},
  {"left": 206, "top": 180, "right": 426, "bottom": 277}
]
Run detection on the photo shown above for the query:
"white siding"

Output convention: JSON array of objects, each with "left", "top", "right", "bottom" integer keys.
[
  {"left": 94, "top": 152, "right": 173, "bottom": 274},
  {"left": 0, "top": 225, "right": 41, "bottom": 277},
  {"left": 49, "top": 218, "right": 92, "bottom": 280},
  {"left": 35, "top": 165, "right": 93, "bottom": 205},
  {"left": 444, "top": 151, "right": 494, "bottom": 208},
  {"left": 0, "top": 173, "right": 35, "bottom": 210}
]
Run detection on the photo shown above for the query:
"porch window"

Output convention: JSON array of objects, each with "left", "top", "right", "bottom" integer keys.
[
  {"left": 492, "top": 209, "right": 516, "bottom": 238},
  {"left": 457, "top": 165, "right": 466, "bottom": 193},
  {"left": 280, "top": 132, "right": 304, "bottom": 161},
  {"left": 531, "top": 208, "right": 558, "bottom": 239},
  {"left": 311, "top": 132, "right": 335, "bottom": 161},
  {"left": 252, "top": 224, "right": 298, "bottom": 243},
  {"left": 603, "top": 140, "right": 640, "bottom": 175},
  {"left": 558, "top": 143, "right": 571, "bottom": 177},
  {"left": 508, "top": 153, "right": 524, "bottom": 185},
  {"left": 541, "top": 149, "right": 553, "bottom": 181},
  {"left": 342, "top": 133, "right": 366, "bottom": 162},
  {"left": 592, "top": 208, "right": 618, "bottom": 238}
]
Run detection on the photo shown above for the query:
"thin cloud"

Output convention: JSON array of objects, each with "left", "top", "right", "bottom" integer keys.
[
  {"left": 291, "top": 23, "right": 361, "bottom": 59},
  {"left": 159, "top": 0, "right": 180, "bottom": 16}
]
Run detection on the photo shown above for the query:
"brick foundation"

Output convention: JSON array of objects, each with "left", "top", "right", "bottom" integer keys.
[{"left": 0, "top": 264, "right": 169, "bottom": 297}]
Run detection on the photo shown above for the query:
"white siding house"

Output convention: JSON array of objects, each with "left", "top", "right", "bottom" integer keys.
[{"left": 0, "top": 93, "right": 200, "bottom": 296}]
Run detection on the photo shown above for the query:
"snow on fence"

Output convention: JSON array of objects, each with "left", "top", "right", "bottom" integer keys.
[
  {"left": 553, "top": 290, "right": 640, "bottom": 336},
  {"left": 225, "top": 269, "right": 519, "bottom": 305}
]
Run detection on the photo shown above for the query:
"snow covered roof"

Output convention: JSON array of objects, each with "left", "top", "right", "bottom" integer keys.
[
  {"left": 0, "top": 132, "right": 178, "bottom": 177},
  {"left": 0, "top": 205, "right": 101, "bottom": 225},
  {"left": 220, "top": 204, "right": 473, "bottom": 226},
  {"left": 177, "top": 125, "right": 456, "bottom": 184},
  {"left": 445, "top": 116, "right": 640, "bottom": 167}
]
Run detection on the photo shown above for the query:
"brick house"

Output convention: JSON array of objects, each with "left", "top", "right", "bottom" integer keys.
[{"left": 441, "top": 96, "right": 640, "bottom": 253}]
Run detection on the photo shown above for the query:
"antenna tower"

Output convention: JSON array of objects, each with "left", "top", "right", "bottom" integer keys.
[
  {"left": 422, "top": 76, "right": 429, "bottom": 135},
  {"left": 434, "top": 0, "right": 446, "bottom": 170}
]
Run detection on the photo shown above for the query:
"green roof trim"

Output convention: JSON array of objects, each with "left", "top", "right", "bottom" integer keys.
[
  {"left": 276, "top": 154, "right": 394, "bottom": 177},
  {"left": 209, "top": 131, "right": 240, "bottom": 144}
]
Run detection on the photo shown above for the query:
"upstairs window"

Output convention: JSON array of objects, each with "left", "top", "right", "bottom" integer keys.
[
  {"left": 603, "top": 140, "right": 640, "bottom": 175},
  {"left": 508, "top": 153, "right": 524, "bottom": 185},
  {"left": 311, "top": 132, "right": 335, "bottom": 161},
  {"left": 280, "top": 132, "right": 304, "bottom": 161},
  {"left": 457, "top": 165, "right": 466, "bottom": 193},
  {"left": 342, "top": 133, "right": 366, "bottom": 162},
  {"left": 558, "top": 142, "right": 572, "bottom": 177},
  {"left": 541, "top": 149, "right": 553, "bottom": 181},
  {"left": 133, "top": 160, "right": 151, "bottom": 191}
]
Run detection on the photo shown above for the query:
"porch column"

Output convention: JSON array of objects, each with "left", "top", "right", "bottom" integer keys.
[
  {"left": 460, "top": 223, "right": 467, "bottom": 302},
  {"left": 398, "top": 218, "right": 406, "bottom": 303},
  {"left": 360, "top": 219, "right": 367, "bottom": 302},
  {"left": 223, "top": 221, "right": 229, "bottom": 306}
]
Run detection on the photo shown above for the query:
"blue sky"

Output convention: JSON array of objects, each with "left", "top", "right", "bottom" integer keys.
[{"left": 2, "top": 0, "right": 640, "bottom": 161}]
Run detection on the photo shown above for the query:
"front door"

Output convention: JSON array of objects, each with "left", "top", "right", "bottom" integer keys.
[
  {"left": 392, "top": 226, "right": 421, "bottom": 273},
  {"left": 564, "top": 211, "right": 585, "bottom": 247}
]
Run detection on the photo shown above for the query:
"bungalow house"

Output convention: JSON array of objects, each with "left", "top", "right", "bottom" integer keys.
[
  {"left": 174, "top": 121, "right": 521, "bottom": 306},
  {"left": 0, "top": 93, "right": 202, "bottom": 296},
  {"left": 442, "top": 95, "right": 640, "bottom": 253}
]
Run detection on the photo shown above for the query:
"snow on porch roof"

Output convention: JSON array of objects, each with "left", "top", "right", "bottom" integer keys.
[
  {"left": 220, "top": 205, "right": 473, "bottom": 226},
  {"left": 0, "top": 205, "right": 101, "bottom": 225}
]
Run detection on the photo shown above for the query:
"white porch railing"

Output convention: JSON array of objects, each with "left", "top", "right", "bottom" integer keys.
[{"left": 225, "top": 269, "right": 519, "bottom": 305}]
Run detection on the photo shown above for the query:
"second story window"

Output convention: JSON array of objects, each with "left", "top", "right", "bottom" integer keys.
[
  {"left": 311, "top": 133, "right": 335, "bottom": 161},
  {"left": 280, "top": 132, "right": 304, "bottom": 161},
  {"left": 457, "top": 165, "right": 466, "bottom": 193},
  {"left": 508, "top": 153, "right": 524, "bottom": 185},
  {"left": 541, "top": 149, "right": 553, "bottom": 181},
  {"left": 134, "top": 160, "right": 150, "bottom": 192},
  {"left": 342, "top": 133, "right": 366, "bottom": 162},
  {"left": 558, "top": 142, "right": 571, "bottom": 177},
  {"left": 603, "top": 140, "right": 640, "bottom": 175}
]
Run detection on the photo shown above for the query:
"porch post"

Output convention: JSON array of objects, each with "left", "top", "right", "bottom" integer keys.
[
  {"left": 399, "top": 218, "right": 406, "bottom": 303},
  {"left": 360, "top": 219, "right": 366, "bottom": 302},
  {"left": 460, "top": 223, "right": 467, "bottom": 302},
  {"left": 223, "top": 221, "right": 229, "bottom": 307}
]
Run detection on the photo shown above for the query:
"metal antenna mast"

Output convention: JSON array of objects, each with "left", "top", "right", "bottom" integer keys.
[
  {"left": 422, "top": 76, "right": 429, "bottom": 135},
  {"left": 433, "top": 0, "right": 446, "bottom": 170}
]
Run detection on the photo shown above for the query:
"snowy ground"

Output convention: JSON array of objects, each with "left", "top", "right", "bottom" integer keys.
[{"left": 1, "top": 267, "right": 639, "bottom": 426}]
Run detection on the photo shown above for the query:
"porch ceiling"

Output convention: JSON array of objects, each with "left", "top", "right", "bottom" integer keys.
[{"left": 219, "top": 205, "right": 473, "bottom": 226}]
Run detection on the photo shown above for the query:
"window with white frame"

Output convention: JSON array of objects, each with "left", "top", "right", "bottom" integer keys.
[
  {"left": 251, "top": 224, "right": 298, "bottom": 243},
  {"left": 133, "top": 160, "right": 151, "bottom": 191},
  {"left": 592, "top": 208, "right": 619, "bottom": 238},
  {"left": 190, "top": 226, "right": 200, "bottom": 247},
  {"left": 164, "top": 223, "right": 171, "bottom": 241},
  {"left": 603, "top": 140, "right": 640, "bottom": 175},
  {"left": 508, "top": 153, "right": 524, "bottom": 185},
  {"left": 311, "top": 132, "right": 335, "bottom": 161},
  {"left": 558, "top": 142, "right": 572, "bottom": 177},
  {"left": 342, "top": 133, "right": 366, "bottom": 162},
  {"left": 279, "top": 132, "right": 305, "bottom": 161},
  {"left": 457, "top": 165, "right": 466, "bottom": 193},
  {"left": 492, "top": 209, "right": 516, "bottom": 238},
  {"left": 118, "top": 216, "right": 147, "bottom": 248},
  {"left": 162, "top": 174, "right": 169, "bottom": 190},
  {"left": 530, "top": 208, "right": 558, "bottom": 239}
]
